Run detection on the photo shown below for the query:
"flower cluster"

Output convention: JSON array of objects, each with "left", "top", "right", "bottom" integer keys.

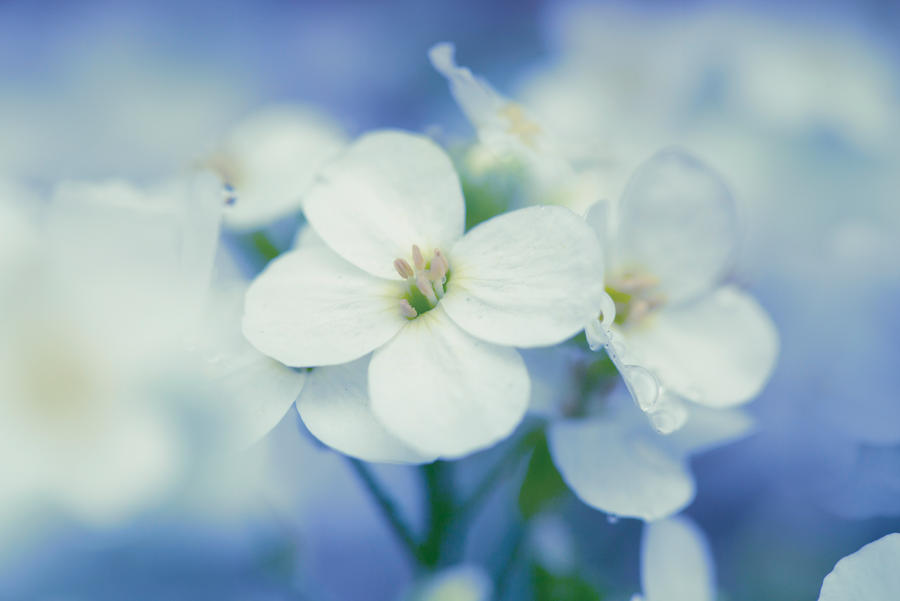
[{"left": 1, "top": 35, "right": 806, "bottom": 601}]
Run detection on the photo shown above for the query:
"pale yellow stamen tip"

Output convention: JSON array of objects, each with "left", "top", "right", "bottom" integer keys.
[
  {"left": 412, "top": 245, "right": 425, "bottom": 271},
  {"left": 399, "top": 300, "right": 418, "bottom": 320},
  {"left": 394, "top": 258, "right": 415, "bottom": 279}
]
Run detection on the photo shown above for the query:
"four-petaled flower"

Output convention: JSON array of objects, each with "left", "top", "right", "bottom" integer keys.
[{"left": 243, "top": 130, "right": 605, "bottom": 459}]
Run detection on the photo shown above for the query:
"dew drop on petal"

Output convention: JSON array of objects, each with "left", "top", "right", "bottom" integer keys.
[
  {"left": 649, "top": 403, "right": 689, "bottom": 434},
  {"left": 622, "top": 365, "right": 660, "bottom": 413}
]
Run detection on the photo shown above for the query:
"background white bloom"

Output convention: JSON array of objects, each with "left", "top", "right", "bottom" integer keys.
[
  {"left": 817, "top": 533, "right": 900, "bottom": 600},
  {"left": 586, "top": 149, "right": 778, "bottom": 429},
  {"left": 243, "top": 129, "right": 605, "bottom": 459},
  {"left": 209, "top": 104, "right": 348, "bottom": 231},
  {"left": 636, "top": 515, "right": 715, "bottom": 601},
  {"left": 0, "top": 172, "right": 304, "bottom": 551}
]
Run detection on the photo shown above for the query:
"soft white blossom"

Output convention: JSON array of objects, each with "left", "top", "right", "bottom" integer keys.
[
  {"left": 429, "top": 42, "right": 602, "bottom": 213},
  {"left": 818, "top": 533, "right": 900, "bottom": 600},
  {"left": 633, "top": 515, "right": 715, "bottom": 601},
  {"left": 209, "top": 105, "right": 348, "bottom": 231},
  {"left": 243, "top": 130, "right": 605, "bottom": 459},
  {"left": 0, "top": 172, "right": 304, "bottom": 539},
  {"left": 531, "top": 357, "right": 753, "bottom": 521},
  {"left": 585, "top": 149, "right": 778, "bottom": 432}
]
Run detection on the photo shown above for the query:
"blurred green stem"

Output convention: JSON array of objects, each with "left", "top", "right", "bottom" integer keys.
[
  {"left": 251, "top": 231, "right": 281, "bottom": 262},
  {"left": 347, "top": 459, "right": 421, "bottom": 563},
  {"left": 419, "top": 461, "right": 456, "bottom": 568}
]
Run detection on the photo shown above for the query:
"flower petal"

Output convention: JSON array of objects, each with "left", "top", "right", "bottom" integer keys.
[
  {"left": 297, "top": 357, "right": 436, "bottom": 464},
  {"left": 668, "top": 405, "right": 755, "bottom": 456},
  {"left": 214, "top": 348, "right": 307, "bottom": 447},
  {"left": 548, "top": 408, "right": 694, "bottom": 521},
  {"left": 642, "top": 516, "right": 715, "bottom": 601},
  {"left": 614, "top": 149, "right": 738, "bottom": 304},
  {"left": 242, "top": 245, "right": 406, "bottom": 367},
  {"left": 219, "top": 105, "right": 347, "bottom": 231},
  {"left": 302, "top": 130, "right": 465, "bottom": 278},
  {"left": 818, "top": 534, "right": 900, "bottom": 601},
  {"left": 622, "top": 286, "right": 778, "bottom": 408},
  {"left": 369, "top": 307, "right": 529, "bottom": 458},
  {"left": 443, "top": 206, "right": 605, "bottom": 347}
]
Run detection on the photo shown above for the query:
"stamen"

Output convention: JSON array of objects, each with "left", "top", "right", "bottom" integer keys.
[
  {"left": 412, "top": 245, "right": 425, "bottom": 271},
  {"left": 416, "top": 273, "right": 439, "bottom": 305},
  {"left": 431, "top": 279, "right": 445, "bottom": 300},
  {"left": 394, "top": 258, "right": 415, "bottom": 279},
  {"left": 399, "top": 300, "right": 418, "bottom": 320}
]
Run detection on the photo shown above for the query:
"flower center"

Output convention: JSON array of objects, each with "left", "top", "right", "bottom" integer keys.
[
  {"left": 605, "top": 272, "right": 664, "bottom": 326},
  {"left": 394, "top": 245, "right": 450, "bottom": 320},
  {"left": 499, "top": 103, "right": 541, "bottom": 148}
]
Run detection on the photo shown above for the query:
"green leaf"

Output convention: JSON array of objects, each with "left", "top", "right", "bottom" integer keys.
[
  {"left": 518, "top": 431, "right": 569, "bottom": 518},
  {"left": 532, "top": 564, "right": 604, "bottom": 601}
]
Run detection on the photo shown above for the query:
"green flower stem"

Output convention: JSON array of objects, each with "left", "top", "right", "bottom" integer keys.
[
  {"left": 347, "top": 458, "right": 422, "bottom": 564},
  {"left": 251, "top": 231, "right": 282, "bottom": 262},
  {"left": 458, "top": 426, "right": 544, "bottom": 521},
  {"left": 419, "top": 461, "right": 456, "bottom": 568}
]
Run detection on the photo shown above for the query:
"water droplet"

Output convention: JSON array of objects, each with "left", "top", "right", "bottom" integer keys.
[
  {"left": 622, "top": 365, "right": 660, "bottom": 412},
  {"left": 606, "top": 514, "right": 619, "bottom": 524},
  {"left": 585, "top": 318, "right": 608, "bottom": 351},
  {"left": 648, "top": 398, "right": 688, "bottom": 434}
]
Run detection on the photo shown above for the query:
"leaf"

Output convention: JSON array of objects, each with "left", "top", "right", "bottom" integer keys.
[{"left": 532, "top": 564, "right": 604, "bottom": 601}]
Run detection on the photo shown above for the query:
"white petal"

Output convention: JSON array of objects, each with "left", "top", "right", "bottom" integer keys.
[
  {"left": 548, "top": 410, "right": 694, "bottom": 521},
  {"left": 818, "top": 534, "right": 900, "bottom": 601},
  {"left": 443, "top": 206, "right": 605, "bottom": 347},
  {"left": 668, "top": 405, "right": 755, "bottom": 456},
  {"left": 215, "top": 348, "right": 307, "bottom": 447},
  {"left": 613, "top": 149, "right": 738, "bottom": 304},
  {"left": 242, "top": 245, "right": 406, "bottom": 367},
  {"left": 297, "top": 358, "right": 436, "bottom": 464},
  {"left": 369, "top": 307, "right": 529, "bottom": 458},
  {"left": 642, "top": 516, "right": 715, "bottom": 601},
  {"left": 302, "top": 130, "right": 465, "bottom": 278},
  {"left": 622, "top": 286, "right": 778, "bottom": 408},
  {"left": 219, "top": 105, "right": 347, "bottom": 231},
  {"left": 416, "top": 564, "right": 494, "bottom": 601},
  {"left": 429, "top": 43, "right": 510, "bottom": 140}
]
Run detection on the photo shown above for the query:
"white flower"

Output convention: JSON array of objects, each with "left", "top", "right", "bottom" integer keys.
[
  {"left": 818, "top": 533, "right": 900, "bottom": 600},
  {"left": 0, "top": 173, "right": 305, "bottom": 535},
  {"left": 209, "top": 105, "right": 347, "bottom": 231},
  {"left": 585, "top": 148, "right": 778, "bottom": 432},
  {"left": 242, "top": 130, "right": 605, "bottom": 459},
  {"left": 529, "top": 349, "right": 754, "bottom": 520},
  {"left": 404, "top": 565, "right": 493, "bottom": 601},
  {"left": 429, "top": 43, "right": 601, "bottom": 213},
  {"left": 633, "top": 515, "right": 715, "bottom": 601}
]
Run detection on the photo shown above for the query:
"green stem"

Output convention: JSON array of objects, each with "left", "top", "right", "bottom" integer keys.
[
  {"left": 458, "top": 426, "right": 543, "bottom": 520},
  {"left": 419, "top": 461, "right": 456, "bottom": 568},
  {"left": 493, "top": 520, "right": 528, "bottom": 600},
  {"left": 347, "top": 458, "right": 421, "bottom": 564},
  {"left": 251, "top": 231, "right": 282, "bottom": 262}
]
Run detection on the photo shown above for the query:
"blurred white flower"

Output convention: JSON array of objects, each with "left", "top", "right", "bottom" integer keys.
[
  {"left": 633, "top": 515, "right": 715, "bottom": 601},
  {"left": 531, "top": 355, "right": 753, "bottom": 521},
  {"left": 0, "top": 172, "right": 304, "bottom": 540},
  {"left": 208, "top": 105, "right": 348, "bottom": 231},
  {"left": 429, "top": 42, "right": 602, "bottom": 213},
  {"left": 243, "top": 130, "right": 605, "bottom": 459},
  {"left": 584, "top": 149, "right": 778, "bottom": 432},
  {"left": 403, "top": 564, "right": 493, "bottom": 601},
  {"left": 817, "top": 533, "right": 900, "bottom": 600}
]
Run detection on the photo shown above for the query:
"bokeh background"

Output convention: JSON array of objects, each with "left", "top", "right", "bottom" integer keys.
[{"left": 2, "top": 1, "right": 900, "bottom": 599}]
